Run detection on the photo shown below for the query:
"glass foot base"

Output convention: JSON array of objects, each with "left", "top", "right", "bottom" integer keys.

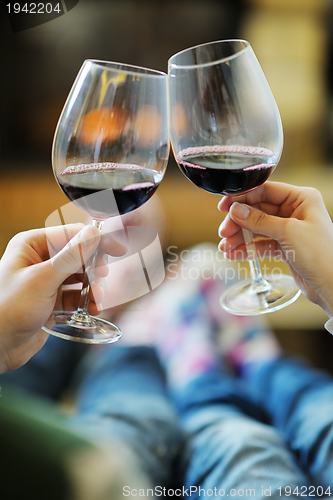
[
  {"left": 42, "top": 311, "right": 122, "bottom": 344},
  {"left": 220, "top": 274, "right": 301, "bottom": 316}
]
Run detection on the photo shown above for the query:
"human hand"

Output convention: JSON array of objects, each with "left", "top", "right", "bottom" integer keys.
[
  {"left": 0, "top": 224, "right": 126, "bottom": 373},
  {"left": 218, "top": 181, "right": 333, "bottom": 317}
]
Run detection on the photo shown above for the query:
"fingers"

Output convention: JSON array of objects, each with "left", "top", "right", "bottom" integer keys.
[
  {"left": 219, "top": 237, "right": 283, "bottom": 261},
  {"left": 236, "top": 181, "right": 300, "bottom": 208},
  {"left": 218, "top": 182, "right": 306, "bottom": 217},
  {"left": 57, "top": 274, "right": 106, "bottom": 313},
  {"left": 43, "top": 223, "right": 128, "bottom": 287},
  {"left": 50, "top": 225, "right": 100, "bottom": 277},
  {"left": 220, "top": 201, "right": 290, "bottom": 244},
  {"left": 2, "top": 224, "right": 85, "bottom": 267},
  {"left": 44, "top": 223, "right": 85, "bottom": 258},
  {"left": 217, "top": 182, "right": 297, "bottom": 242},
  {"left": 34, "top": 225, "right": 104, "bottom": 296},
  {"left": 23, "top": 223, "right": 127, "bottom": 262},
  {"left": 219, "top": 230, "right": 244, "bottom": 253},
  {"left": 219, "top": 210, "right": 267, "bottom": 241},
  {"left": 218, "top": 182, "right": 297, "bottom": 261},
  {"left": 218, "top": 196, "right": 234, "bottom": 213},
  {"left": 89, "top": 278, "right": 106, "bottom": 305},
  {"left": 94, "top": 253, "right": 110, "bottom": 277},
  {"left": 218, "top": 212, "right": 240, "bottom": 238},
  {"left": 99, "top": 232, "right": 127, "bottom": 257}
]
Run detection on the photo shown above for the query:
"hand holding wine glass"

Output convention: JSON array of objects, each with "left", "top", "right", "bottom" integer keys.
[
  {"left": 168, "top": 39, "right": 300, "bottom": 315},
  {"left": 219, "top": 181, "right": 333, "bottom": 318},
  {"left": 0, "top": 224, "right": 126, "bottom": 373},
  {"left": 44, "top": 60, "right": 169, "bottom": 342}
]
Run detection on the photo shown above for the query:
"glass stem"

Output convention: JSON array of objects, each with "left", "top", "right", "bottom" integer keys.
[
  {"left": 70, "top": 219, "right": 104, "bottom": 325},
  {"left": 242, "top": 228, "right": 271, "bottom": 294}
]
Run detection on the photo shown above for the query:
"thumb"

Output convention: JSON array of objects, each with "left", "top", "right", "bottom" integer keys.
[
  {"left": 47, "top": 225, "right": 100, "bottom": 286},
  {"left": 229, "top": 202, "right": 285, "bottom": 241}
]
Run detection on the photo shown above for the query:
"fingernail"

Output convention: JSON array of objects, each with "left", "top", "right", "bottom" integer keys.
[
  {"left": 219, "top": 218, "right": 227, "bottom": 234},
  {"left": 98, "top": 279, "right": 106, "bottom": 293},
  {"left": 219, "top": 238, "right": 227, "bottom": 250},
  {"left": 231, "top": 202, "right": 250, "bottom": 220}
]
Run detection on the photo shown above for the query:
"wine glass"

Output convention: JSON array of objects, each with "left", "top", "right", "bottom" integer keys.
[
  {"left": 168, "top": 40, "right": 301, "bottom": 315},
  {"left": 43, "top": 59, "right": 169, "bottom": 342}
]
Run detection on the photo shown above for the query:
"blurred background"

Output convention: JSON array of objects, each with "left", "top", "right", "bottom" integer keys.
[{"left": 1, "top": 0, "right": 333, "bottom": 370}]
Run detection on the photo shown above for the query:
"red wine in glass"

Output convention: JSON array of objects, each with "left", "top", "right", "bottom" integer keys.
[
  {"left": 176, "top": 145, "right": 276, "bottom": 196},
  {"left": 43, "top": 59, "right": 169, "bottom": 343},
  {"left": 58, "top": 163, "right": 163, "bottom": 219},
  {"left": 168, "top": 39, "right": 301, "bottom": 315}
]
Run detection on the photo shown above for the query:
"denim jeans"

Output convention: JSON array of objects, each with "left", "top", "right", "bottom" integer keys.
[
  {"left": 69, "top": 345, "right": 183, "bottom": 489},
  {"left": 0, "top": 333, "right": 85, "bottom": 401},
  {"left": 175, "top": 371, "right": 310, "bottom": 499},
  {"left": 246, "top": 357, "right": 333, "bottom": 491},
  {"left": 2, "top": 338, "right": 333, "bottom": 499}
]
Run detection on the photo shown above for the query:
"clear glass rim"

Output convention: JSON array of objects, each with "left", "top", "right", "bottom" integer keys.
[
  {"left": 84, "top": 59, "right": 167, "bottom": 78},
  {"left": 168, "top": 39, "right": 250, "bottom": 70}
]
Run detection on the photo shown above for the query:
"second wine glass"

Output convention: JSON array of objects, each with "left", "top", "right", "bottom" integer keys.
[
  {"left": 168, "top": 39, "right": 300, "bottom": 315},
  {"left": 43, "top": 60, "right": 169, "bottom": 342}
]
